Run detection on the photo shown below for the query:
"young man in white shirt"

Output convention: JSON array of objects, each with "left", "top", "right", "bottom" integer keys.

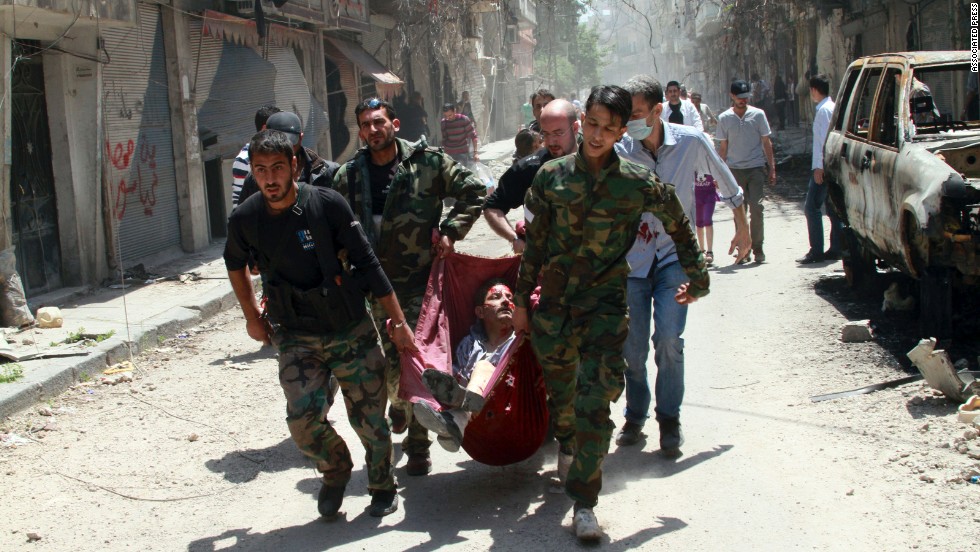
[{"left": 797, "top": 74, "right": 843, "bottom": 264}]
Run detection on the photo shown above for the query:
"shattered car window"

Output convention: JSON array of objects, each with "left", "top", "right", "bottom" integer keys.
[
  {"left": 848, "top": 67, "right": 884, "bottom": 139},
  {"left": 908, "top": 63, "right": 980, "bottom": 138}
]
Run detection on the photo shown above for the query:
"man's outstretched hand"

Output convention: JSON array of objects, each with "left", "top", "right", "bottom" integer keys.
[{"left": 512, "top": 306, "right": 529, "bottom": 333}]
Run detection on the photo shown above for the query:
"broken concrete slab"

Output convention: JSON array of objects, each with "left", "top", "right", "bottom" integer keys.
[
  {"left": 959, "top": 396, "right": 980, "bottom": 424},
  {"left": 907, "top": 338, "right": 971, "bottom": 403},
  {"left": 841, "top": 320, "right": 874, "bottom": 342}
]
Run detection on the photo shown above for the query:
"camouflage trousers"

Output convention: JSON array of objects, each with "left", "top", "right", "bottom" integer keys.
[
  {"left": 530, "top": 307, "right": 629, "bottom": 508},
  {"left": 272, "top": 316, "right": 394, "bottom": 491},
  {"left": 371, "top": 294, "right": 431, "bottom": 455}
]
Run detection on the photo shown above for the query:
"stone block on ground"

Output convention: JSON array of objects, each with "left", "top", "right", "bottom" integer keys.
[{"left": 841, "top": 320, "right": 873, "bottom": 342}]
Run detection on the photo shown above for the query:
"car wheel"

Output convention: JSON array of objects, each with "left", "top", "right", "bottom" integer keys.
[{"left": 842, "top": 228, "right": 875, "bottom": 289}]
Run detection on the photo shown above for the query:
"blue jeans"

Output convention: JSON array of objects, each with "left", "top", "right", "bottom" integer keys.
[
  {"left": 803, "top": 174, "right": 843, "bottom": 254},
  {"left": 623, "top": 261, "right": 688, "bottom": 425}
]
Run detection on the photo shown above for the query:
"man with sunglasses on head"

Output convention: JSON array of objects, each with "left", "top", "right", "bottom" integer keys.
[
  {"left": 332, "top": 98, "right": 486, "bottom": 477},
  {"left": 484, "top": 99, "right": 581, "bottom": 253}
]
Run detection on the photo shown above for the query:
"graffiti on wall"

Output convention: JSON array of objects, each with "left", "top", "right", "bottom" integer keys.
[{"left": 107, "top": 135, "right": 159, "bottom": 220}]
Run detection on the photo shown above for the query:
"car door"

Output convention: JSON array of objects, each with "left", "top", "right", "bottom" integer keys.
[
  {"left": 836, "top": 64, "right": 886, "bottom": 254},
  {"left": 862, "top": 64, "right": 905, "bottom": 264}
]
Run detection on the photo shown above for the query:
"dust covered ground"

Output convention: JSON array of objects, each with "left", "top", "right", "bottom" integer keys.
[{"left": 1, "top": 160, "right": 979, "bottom": 551}]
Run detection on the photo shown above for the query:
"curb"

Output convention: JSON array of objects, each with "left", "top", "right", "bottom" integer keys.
[{"left": 0, "top": 283, "right": 242, "bottom": 420}]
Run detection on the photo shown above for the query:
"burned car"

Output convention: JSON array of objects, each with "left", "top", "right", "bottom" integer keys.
[{"left": 823, "top": 52, "right": 980, "bottom": 337}]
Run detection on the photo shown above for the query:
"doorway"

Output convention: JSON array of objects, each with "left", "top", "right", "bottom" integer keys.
[{"left": 10, "top": 42, "right": 62, "bottom": 296}]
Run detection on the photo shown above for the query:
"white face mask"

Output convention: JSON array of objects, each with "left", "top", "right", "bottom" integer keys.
[{"left": 626, "top": 118, "right": 653, "bottom": 140}]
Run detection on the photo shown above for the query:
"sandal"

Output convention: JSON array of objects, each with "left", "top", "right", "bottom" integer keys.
[{"left": 704, "top": 251, "right": 714, "bottom": 266}]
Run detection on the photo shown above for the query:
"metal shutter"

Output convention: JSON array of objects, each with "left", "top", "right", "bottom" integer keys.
[
  {"left": 102, "top": 4, "right": 180, "bottom": 266},
  {"left": 101, "top": 2, "right": 182, "bottom": 262},
  {"left": 268, "top": 46, "right": 329, "bottom": 153},
  {"left": 194, "top": 34, "right": 327, "bottom": 158}
]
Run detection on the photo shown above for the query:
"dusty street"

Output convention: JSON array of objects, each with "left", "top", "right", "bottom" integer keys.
[{"left": 1, "top": 164, "right": 979, "bottom": 551}]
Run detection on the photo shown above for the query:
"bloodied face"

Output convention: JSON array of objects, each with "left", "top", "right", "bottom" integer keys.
[{"left": 476, "top": 284, "right": 515, "bottom": 327}]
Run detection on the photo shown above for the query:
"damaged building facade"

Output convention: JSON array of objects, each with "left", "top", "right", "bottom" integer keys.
[
  {"left": 596, "top": 0, "right": 973, "bottom": 125},
  {"left": 0, "top": 0, "right": 537, "bottom": 301}
]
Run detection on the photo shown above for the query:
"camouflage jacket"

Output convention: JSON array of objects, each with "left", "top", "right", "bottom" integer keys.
[
  {"left": 515, "top": 149, "right": 709, "bottom": 314},
  {"left": 332, "top": 137, "right": 486, "bottom": 300}
]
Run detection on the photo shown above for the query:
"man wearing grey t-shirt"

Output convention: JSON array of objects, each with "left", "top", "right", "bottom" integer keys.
[{"left": 717, "top": 79, "right": 776, "bottom": 263}]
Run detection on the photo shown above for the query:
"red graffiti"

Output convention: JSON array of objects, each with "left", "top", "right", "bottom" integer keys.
[
  {"left": 108, "top": 140, "right": 135, "bottom": 170},
  {"left": 108, "top": 136, "right": 159, "bottom": 220}
]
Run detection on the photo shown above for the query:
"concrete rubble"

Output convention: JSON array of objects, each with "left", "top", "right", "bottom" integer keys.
[
  {"left": 907, "top": 338, "right": 978, "bottom": 404},
  {"left": 841, "top": 320, "right": 874, "bottom": 342}
]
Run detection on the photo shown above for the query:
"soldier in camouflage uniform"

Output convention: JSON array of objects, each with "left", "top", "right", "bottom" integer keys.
[
  {"left": 225, "top": 130, "right": 417, "bottom": 519},
  {"left": 332, "top": 98, "right": 486, "bottom": 475},
  {"left": 512, "top": 86, "right": 709, "bottom": 541}
]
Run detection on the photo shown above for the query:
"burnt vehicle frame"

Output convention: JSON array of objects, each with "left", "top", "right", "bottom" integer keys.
[{"left": 823, "top": 51, "right": 980, "bottom": 338}]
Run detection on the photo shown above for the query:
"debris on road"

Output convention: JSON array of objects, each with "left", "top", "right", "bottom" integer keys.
[
  {"left": 103, "top": 361, "right": 136, "bottom": 375},
  {"left": 0, "top": 432, "right": 32, "bottom": 447},
  {"left": 810, "top": 374, "right": 922, "bottom": 402},
  {"left": 36, "top": 307, "right": 64, "bottom": 328},
  {"left": 907, "top": 338, "right": 974, "bottom": 403},
  {"left": 841, "top": 320, "right": 874, "bottom": 342},
  {"left": 958, "top": 396, "right": 980, "bottom": 424}
]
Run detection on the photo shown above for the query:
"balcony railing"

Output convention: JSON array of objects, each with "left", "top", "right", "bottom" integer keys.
[{"left": 0, "top": 0, "right": 137, "bottom": 27}]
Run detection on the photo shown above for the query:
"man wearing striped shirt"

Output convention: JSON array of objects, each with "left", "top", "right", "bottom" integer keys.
[
  {"left": 231, "top": 105, "right": 280, "bottom": 208},
  {"left": 440, "top": 103, "right": 479, "bottom": 167}
]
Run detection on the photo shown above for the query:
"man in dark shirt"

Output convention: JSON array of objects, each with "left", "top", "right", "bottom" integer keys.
[
  {"left": 225, "top": 130, "right": 416, "bottom": 520},
  {"left": 237, "top": 111, "right": 339, "bottom": 206},
  {"left": 484, "top": 99, "right": 580, "bottom": 253},
  {"left": 527, "top": 88, "right": 556, "bottom": 133},
  {"left": 398, "top": 91, "right": 429, "bottom": 142}
]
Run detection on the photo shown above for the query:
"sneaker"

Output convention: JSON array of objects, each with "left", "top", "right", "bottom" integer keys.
[
  {"left": 405, "top": 452, "right": 431, "bottom": 476},
  {"left": 412, "top": 401, "right": 464, "bottom": 445},
  {"left": 422, "top": 369, "right": 485, "bottom": 412},
  {"left": 615, "top": 421, "right": 643, "bottom": 446},
  {"left": 658, "top": 417, "right": 684, "bottom": 458},
  {"left": 368, "top": 489, "right": 399, "bottom": 517},
  {"left": 436, "top": 435, "right": 460, "bottom": 452},
  {"left": 573, "top": 507, "right": 602, "bottom": 541},
  {"left": 388, "top": 405, "right": 408, "bottom": 434},
  {"left": 557, "top": 450, "right": 574, "bottom": 484},
  {"left": 796, "top": 251, "right": 824, "bottom": 264},
  {"left": 317, "top": 482, "right": 346, "bottom": 519}
]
